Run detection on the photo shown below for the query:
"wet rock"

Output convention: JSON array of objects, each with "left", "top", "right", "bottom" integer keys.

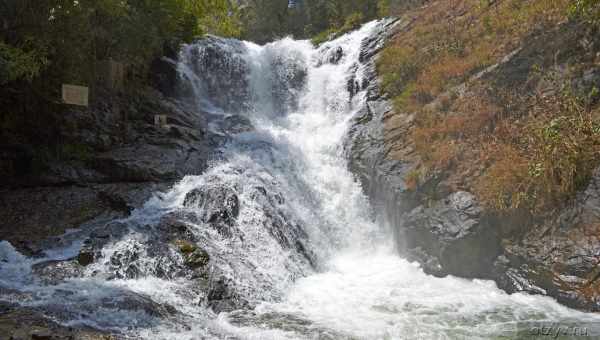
[
  {"left": 207, "top": 277, "right": 248, "bottom": 313},
  {"left": 90, "top": 221, "right": 128, "bottom": 241},
  {"left": 0, "top": 183, "right": 166, "bottom": 256},
  {"left": 29, "top": 328, "right": 53, "bottom": 340},
  {"left": 77, "top": 247, "right": 94, "bottom": 266},
  {"left": 97, "top": 190, "right": 133, "bottom": 216},
  {"left": 406, "top": 247, "right": 444, "bottom": 277},
  {"left": 81, "top": 221, "right": 130, "bottom": 263},
  {"left": 184, "top": 248, "right": 210, "bottom": 269},
  {"left": 151, "top": 56, "right": 178, "bottom": 97},
  {"left": 328, "top": 46, "right": 344, "bottom": 64},
  {"left": 222, "top": 115, "right": 254, "bottom": 134},
  {"left": 492, "top": 167, "right": 600, "bottom": 311},
  {"left": 0, "top": 304, "right": 113, "bottom": 340},
  {"left": 92, "top": 143, "right": 208, "bottom": 182},
  {"left": 32, "top": 260, "right": 84, "bottom": 285},
  {"left": 181, "top": 35, "right": 251, "bottom": 113},
  {"left": 97, "top": 290, "right": 177, "bottom": 318},
  {"left": 359, "top": 19, "right": 400, "bottom": 63},
  {"left": 174, "top": 239, "right": 197, "bottom": 254},
  {"left": 401, "top": 191, "right": 501, "bottom": 278},
  {"left": 268, "top": 50, "right": 308, "bottom": 113},
  {"left": 0, "top": 187, "right": 111, "bottom": 256},
  {"left": 183, "top": 185, "right": 240, "bottom": 227},
  {"left": 174, "top": 240, "right": 210, "bottom": 269},
  {"left": 157, "top": 212, "right": 198, "bottom": 240}
]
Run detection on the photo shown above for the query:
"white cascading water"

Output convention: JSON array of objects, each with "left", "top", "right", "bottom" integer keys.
[{"left": 1, "top": 20, "right": 600, "bottom": 339}]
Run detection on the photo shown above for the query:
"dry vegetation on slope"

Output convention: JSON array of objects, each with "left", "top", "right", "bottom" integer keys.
[{"left": 379, "top": 0, "right": 600, "bottom": 214}]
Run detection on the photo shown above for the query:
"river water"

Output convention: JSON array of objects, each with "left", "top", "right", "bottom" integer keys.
[{"left": 1, "top": 19, "right": 599, "bottom": 340}]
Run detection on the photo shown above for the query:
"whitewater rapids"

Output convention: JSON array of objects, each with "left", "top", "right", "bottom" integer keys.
[{"left": 1, "top": 19, "right": 600, "bottom": 340}]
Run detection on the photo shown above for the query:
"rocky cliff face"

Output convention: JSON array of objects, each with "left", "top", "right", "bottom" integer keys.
[
  {"left": 0, "top": 48, "right": 253, "bottom": 338},
  {"left": 0, "top": 83, "right": 222, "bottom": 254},
  {"left": 347, "top": 18, "right": 600, "bottom": 312}
]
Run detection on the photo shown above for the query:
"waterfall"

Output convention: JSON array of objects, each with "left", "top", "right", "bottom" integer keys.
[{"left": 1, "top": 19, "right": 600, "bottom": 340}]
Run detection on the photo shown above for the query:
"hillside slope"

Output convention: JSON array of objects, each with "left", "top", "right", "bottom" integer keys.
[{"left": 350, "top": 0, "right": 600, "bottom": 311}]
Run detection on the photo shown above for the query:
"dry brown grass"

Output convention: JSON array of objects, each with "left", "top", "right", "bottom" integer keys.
[{"left": 379, "top": 0, "right": 600, "bottom": 213}]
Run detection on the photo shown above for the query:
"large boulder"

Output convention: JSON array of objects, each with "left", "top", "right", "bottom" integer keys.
[
  {"left": 151, "top": 56, "right": 178, "bottom": 97},
  {"left": 206, "top": 277, "right": 249, "bottom": 313},
  {"left": 183, "top": 185, "right": 240, "bottom": 228},
  {"left": 179, "top": 36, "right": 251, "bottom": 113},
  {"left": 0, "top": 183, "right": 165, "bottom": 256},
  {"left": 495, "top": 167, "right": 600, "bottom": 311},
  {"left": 32, "top": 260, "right": 84, "bottom": 285},
  {"left": 0, "top": 303, "right": 115, "bottom": 340},
  {"left": 401, "top": 191, "right": 501, "bottom": 277}
]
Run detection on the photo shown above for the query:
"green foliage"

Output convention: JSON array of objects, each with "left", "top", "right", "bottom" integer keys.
[
  {"left": 311, "top": 12, "right": 365, "bottom": 45},
  {"left": 377, "top": 0, "right": 391, "bottom": 16},
  {"left": 377, "top": 45, "right": 420, "bottom": 99},
  {"left": 0, "top": 0, "right": 242, "bottom": 86},
  {"left": 569, "top": 0, "right": 600, "bottom": 24},
  {"left": 341, "top": 12, "right": 365, "bottom": 32},
  {"left": 311, "top": 28, "right": 338, "bottom": 45},
  {"left": 242, "top": 0, "right": 379, "bottom": 43},
  {"left": 0, "top": 42, "right": 49, "bottom": 84},
  {"left": 376, "top": 0, "right": 425, "bottom": 16},
  {"left": 240, "top": 0, "right": 291, "bottom": 43},
  {"left": 185, "top": 0, "right": 243, "bottom": 38}
]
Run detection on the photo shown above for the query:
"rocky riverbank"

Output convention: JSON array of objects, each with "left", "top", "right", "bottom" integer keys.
[
  {"left": 347, "top": 5, "right": 600, "bottom": 312},
  {"left": 0, "top": 82, "right": 217, "bottom": 253},
  {"left": 0, "top": 47, "right": 258, "bottom": 338}
]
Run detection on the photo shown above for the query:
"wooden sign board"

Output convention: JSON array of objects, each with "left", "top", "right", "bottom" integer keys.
[
  {"left": 62, "top": 84, "right": 89, "bottom": 106},
  {"left": 154, "top": 114, "right": 168, "bottom": 128}
]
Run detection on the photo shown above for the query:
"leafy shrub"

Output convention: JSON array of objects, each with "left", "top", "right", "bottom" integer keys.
[
  {"left": 569, "top": 0, "right": 600, "bottom": 24},
  {"left": 312, "top": 28, "right": 339, "bottom": 45},
  {"left": 0, "top": 42, "right": 48, "bottom": 84},
  {"left": 311, "top": 12, "right": 365, "bottom": 45}
]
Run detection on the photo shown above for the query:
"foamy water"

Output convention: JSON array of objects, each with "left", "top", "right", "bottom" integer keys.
[{"left": 1, "top": 20, "right": 599, "bottom": 339}]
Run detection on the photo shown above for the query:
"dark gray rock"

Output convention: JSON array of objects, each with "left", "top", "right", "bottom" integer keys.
[
  {"left": 180, "top": 36, "right": 251, "bottom": 113},
  {"left": 0, "top": 304, "right": 114, "bottom": 339},
  {"left": 400, "top": 191, "right": 501, "bottom": 277},
  {"left": 0, "top": 186, "right": 117, "bottom": 256},
  {"left": 77, "top": 248, "right": 94, "bottom": 266},
  {"left": 0, "top": 183, "right": 165, "bottom": 256},
  {"left": 184, "top": 248, "right": 210, "bottom": 269},
  {"left": 222, "top": 115, "right": 254, "bottom": 134},
  {"left": 32, "top": 260, "right": 84, "bottom": 285},
  {"left": 152, "top": 56, "right": 178, "bottom": 97},
  {"left": 183, "top": 185, "right": 240, "bottom": 227},
  {"left": 207, "top": 277, "right": 248, "bottom": 313},
  {"left": 493, "top": 167, "right": 600, "bottom": 311},
  {"left": 329, "top": 46, "right": 344, "bottom": 64},
  {"left": 92, "top": 142, "right": 208, "bottom": 182}
]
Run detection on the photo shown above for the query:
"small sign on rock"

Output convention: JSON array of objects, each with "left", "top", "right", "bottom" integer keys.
[
  {"left": 154, "top": 114, "right": 168, "bottom": 129},
  {"left": 62, "top": 84, "right": 89, "bottom": 106}
]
